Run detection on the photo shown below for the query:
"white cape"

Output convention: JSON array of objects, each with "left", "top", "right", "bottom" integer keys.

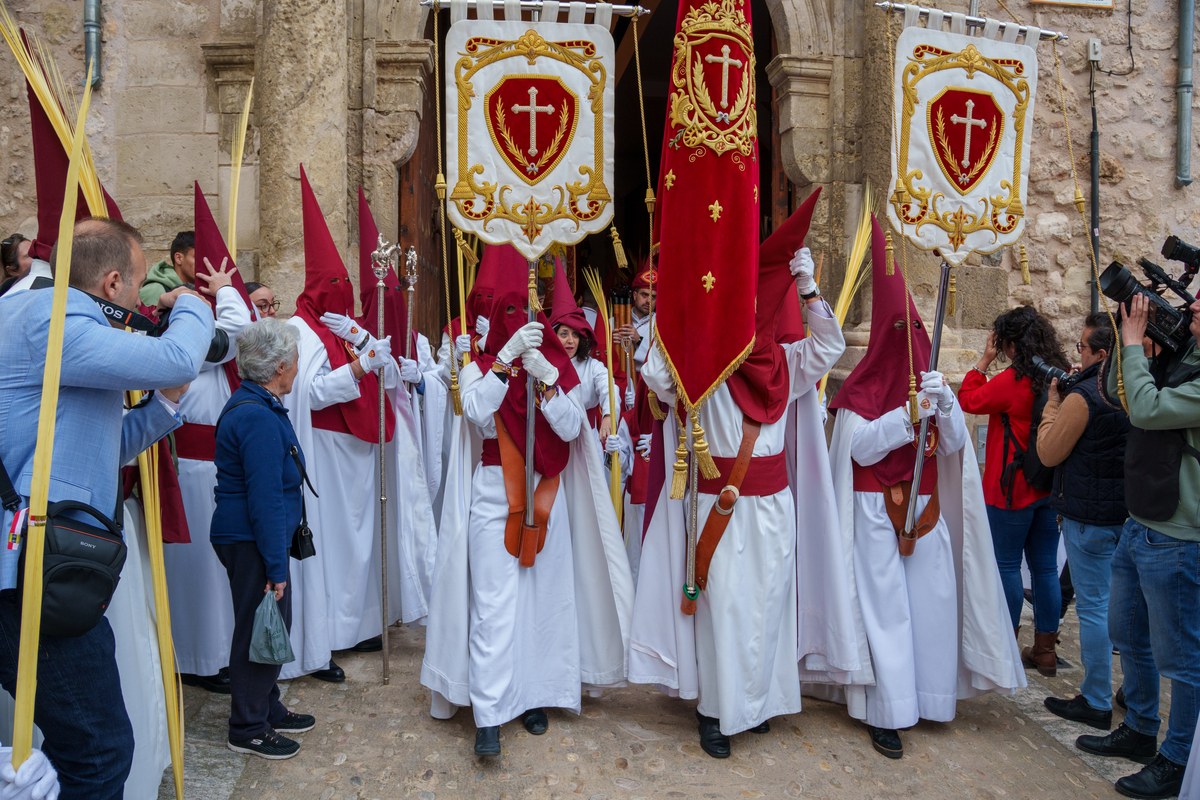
[{"left": 420, "top": 362, "right": 635, "bottom": 709}]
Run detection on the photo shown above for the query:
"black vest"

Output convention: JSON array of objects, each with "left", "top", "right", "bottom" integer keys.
[{"left": 1050, "top": 362, "right": 1130, "bottom": 525}]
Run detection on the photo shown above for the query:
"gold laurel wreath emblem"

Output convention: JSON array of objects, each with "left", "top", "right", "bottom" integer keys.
[
  {"left": 491, "top": 92, "right": 576, "bottom": 185},
  {"left": 451, "top": 30, "right": 610, "bottom": 245},
  {"left": 667, "top": 0, "right": 756, "bottom": 158},
  {"left": 931, "top": 102, "right": 1002, "bottom": 194},
  {"left": 890, "top": 43, "right": 1031, "bottom": 252}
]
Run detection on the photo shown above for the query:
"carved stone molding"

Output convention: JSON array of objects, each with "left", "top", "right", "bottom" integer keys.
[{"left": 767, "top": 53, "right": 834, "bottom": 186}]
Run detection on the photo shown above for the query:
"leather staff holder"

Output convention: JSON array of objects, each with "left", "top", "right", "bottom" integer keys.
[
  {"left": 882, "top": 481, "right": 940, "bottom": 557},
  {"left": 495, "top": 415, "right": 558, "bottom": 567},
  {"left": 681, "top": 416, "right": 761, "bottom": 616}
]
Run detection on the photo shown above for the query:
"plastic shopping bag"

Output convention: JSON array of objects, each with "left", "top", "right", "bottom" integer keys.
[{"left": 248, "top": 592, "right": 295, "bottom": 665}]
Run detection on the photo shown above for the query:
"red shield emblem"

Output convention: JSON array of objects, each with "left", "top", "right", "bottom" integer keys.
[
  {"left": 927, "top": 87, "right": 1004, "bottom": 196},
  {"left": 485, "top": 75, "right": 579, "bottom": 186}
]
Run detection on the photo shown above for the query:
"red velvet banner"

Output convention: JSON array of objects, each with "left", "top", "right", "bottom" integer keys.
[{"left": 652, "top": 0, "right": 760, "bottom": 409}]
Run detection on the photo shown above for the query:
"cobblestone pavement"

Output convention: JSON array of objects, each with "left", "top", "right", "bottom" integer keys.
[{"left": 161, "top": 602, "right": 1171, "bottom": 800}]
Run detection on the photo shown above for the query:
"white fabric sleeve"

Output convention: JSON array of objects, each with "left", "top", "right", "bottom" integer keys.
[
  {"left": 462, "top": 369, "right": 509, "bottom": 429},
  {"left": 156, "top": 391, "right": 182, "bottom": 419},
  {"left": 935, "top": 397, "right": 971, "bottom": 455},
  {"left": 783, "top": 299, "right": 845, "bottom": 400},
  {"left": 542, "top": 390, "right": 584, "bottom": 442},
  {"left": 850, "top": 406, "right": 915, "bottom": 466},
  {"left": 617, "top": 418, "right": 634, "bottom": 483},
  {"left": 633, "top": 314, "right": 653, "bottom": 369},
  {"left": 641, "top": 345, "right": 675, "bottom": 405},
  {"left": 591, "top": 360, "right": 617, "bottom": 415},
  {"left": 434, "top": 331, "right": 456, "bottom": 387},
  {"left": 309, "top": 360, "right": 363, "bottom": 410}
]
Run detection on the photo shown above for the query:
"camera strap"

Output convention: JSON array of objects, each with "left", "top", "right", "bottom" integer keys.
[
  {"left": 30, "top": 276, "right": 159, "bottom": 333},
  {"left": 0, "top": 457, "right": 21, "bottom": 514}
]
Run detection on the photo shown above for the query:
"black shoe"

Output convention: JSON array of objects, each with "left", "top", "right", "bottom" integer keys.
[
  {"left": 180, "top": 667, "right": 232, "bottom": 694},
  {"left": 349, "top": 637, "right": 383, "bottom": 653},
  {"left": 1076, "top": 723, "right": 1157, "bottom": 764},
  {"left": 1117, "top": 686, "right": 1127, "bottom": 709},
  {"left": 311, "top": 660, "right": 345, "bottom": 683},
  {"left": 1115, "top": 754, "right": 1187, "bottom": 799},
  {"left": 696, "top": 711, "right": 730, "bottom": 759},
  {"left": 273, "top": 711, "right": 316, "bottom": 734},
  {"left": 1045, "top": 695, "right": 1112, "bottom": 730},
  {"left": 522, "top": 708, "right": 548, "bottom": 735},
  {"left": 867, "top": 725, "right": 903, "bottom": 759},
  {"left": 474, "top": 726, "right": 501, "bottom": 755},
  {"left": 749, "top": 719, "right": 770, "bottom": 734},
  {"left": 227, "top": 729, "right": 300, "bottom": 759}
]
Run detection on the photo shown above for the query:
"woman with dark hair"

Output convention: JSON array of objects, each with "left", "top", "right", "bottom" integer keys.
[
  {"left": 960, "top": 305, "right": 1073, "bottom": 675},
  {"left": 0, "top": 234, "right": 32, "bottom": 292}
]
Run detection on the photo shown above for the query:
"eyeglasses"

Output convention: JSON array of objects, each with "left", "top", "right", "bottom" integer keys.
[
  {"left": 255, "top": 300, "right": 281, "bottom": 312},
  {"left": 1076, "top": 342, "right": 1087, "bottom": 353}
]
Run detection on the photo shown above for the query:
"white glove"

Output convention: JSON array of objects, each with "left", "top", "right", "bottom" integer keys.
[
  {"left": 605, "top": 434, "right": 621, "bottom": 454},
  {"left": 497, "top": 322, "right": 544, "bottom": 364},
  {"left": 0, "top": 748, "right": 59, "bottom": 800},
  {"left": 522, "top": 348, "right": 559, "bottom": 386},
  {"left": 624, "top": 381, "right": 635, "bottom": 410},
  {"left": 789, "top": 246, "right": 817, "bottom": 296},
  {"left": 321, "top": 312, "right": 370, "bottom": 348},
  {"left": 358, "top": 336, "right": 394, "bottom": 373},
  {"left": 920, "top": 370, "right": 955, "bottom": 412},
  {"left": 475, "top": 315, "right": 490, "bottom": 338},
  {"left": 399, "top": 357, "right": 421, "bottom": 384},
  {"left": 454, "top": 334, "right": 472, "bottom": 360},
  {"left": 637, "top": 433, "right": 652, "bottom": 455},
  {"left": 820, "top": 394, "right": 829, "bottom": 426}
]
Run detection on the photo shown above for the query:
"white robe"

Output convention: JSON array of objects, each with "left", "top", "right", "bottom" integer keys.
[
  {"left": 411, "top": 333, "right": 448, "bottom": 508},
  {"left": 421, "top": 362, "right": 635, "bottom": 726},
  {"left": 826, "top": 403, "right": 1025, "bottom": 728},
  {"left": 629, "top": 301, "right": 858, "bottom": 735},
  {"left": 164, "top": 285, "right": 251, "bottom": 675}
]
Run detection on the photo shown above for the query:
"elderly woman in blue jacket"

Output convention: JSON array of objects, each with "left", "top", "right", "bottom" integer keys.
[{"left": 210, "top": 318, "right": 315, "bottom": 760}]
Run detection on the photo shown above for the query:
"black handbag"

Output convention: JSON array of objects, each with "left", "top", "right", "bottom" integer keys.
[{"left": 288, "top": 446, "right": 317, "bottom": 561}]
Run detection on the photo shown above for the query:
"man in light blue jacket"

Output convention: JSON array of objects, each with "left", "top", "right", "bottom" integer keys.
[{"left": 0, "top": 218, "right": 214, "bottom": 800}]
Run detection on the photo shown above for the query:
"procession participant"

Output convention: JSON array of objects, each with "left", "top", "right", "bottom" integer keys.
[
  {"left": 280, "top": 165, "right": 399, "bottom": 680},
  {"left": 630, "top": 193, "right": 855, "bottom": 758},
  {"left": 165, "top": 185, "right": 256, "bottom": 692},
  {"left": 435, "top": 246, "right": 500, "bottom": 385},
  {"left": 827, "top": 216, "right": 1023, "bottom": 759},
  {"left": 613, "top": 262, "right": 657, "bottom": 373},
  {"left": 548, "top": 259, "right": 617, "bottom": 442},
  {"left": 616, "top": 378, "right": 658, "bottom": 584},
  {"left": 246, "top": 282, "right": 278, "bottom": 318},
  {"left": 421, "top": 247, "right": 634, "bottom": 756}
]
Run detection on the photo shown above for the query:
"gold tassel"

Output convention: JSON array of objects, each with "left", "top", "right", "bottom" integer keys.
[
  {"left": 908, "top": 374, "right": 919, "bottom": 425},
  {"left": 454, "top": 228, "right": 478, "bottom": 269},
  {"left": 435, "top": 172, "right": 447, "bottom": 201},
  {"left": 1020, "top": 244, "right": 1031, "bottom": 286},
  {"left": 948, "top": 271, "right": 956, "bottom": 316},
  {"left": 645, "top": 188, "right": 656, "bottom": 216},
  {"left": 648, "top": 389, "right": 667, "bottom": 421},
  {"left": 885, "top": 231, "right": 895, "bottom": 276},
  {"left": 691, "top": 410, "right": 720, "bottom": 480},
  {"left": 449, "top": 371, "right": 463, "bottom": 416},
  {"left": 1073, "top": 188, "right": 1085, "bottom": 215},
  {"left": 610, "top": 226, "right": 629, "bottom": 271},
  {"left": 670, "top": 425, "right": 688, "bottom": 500}
]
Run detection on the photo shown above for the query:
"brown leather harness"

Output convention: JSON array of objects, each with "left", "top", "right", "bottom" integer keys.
[{"left": 495, "top": 414, "right": 559, "bottom": 567}]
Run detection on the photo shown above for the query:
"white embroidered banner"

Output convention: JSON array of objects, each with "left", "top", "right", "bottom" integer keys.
[
  {"left": 887, "top": 24, "right": 1039, "bottom": 266},
  {"left": 445, "top": 17, "right": 615, "bottom": 261}
]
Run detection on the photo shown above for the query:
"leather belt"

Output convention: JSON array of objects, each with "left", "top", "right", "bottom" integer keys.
[
  {"left": 851, "top": 461, "right": 940, "bottom": 557},
  {"left": 494, "top": 416, "right": 558, "bottom": 568},
  {"left": 175, "top": 422, "right": 216, "bottom": 462},
  {"left": 688, "top": 415, "right": 761, "bottom": 603}
]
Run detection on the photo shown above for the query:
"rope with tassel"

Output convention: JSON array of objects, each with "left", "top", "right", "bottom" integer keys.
[{"left": 433, "top": 9, "right": 462, "bottom": 415}]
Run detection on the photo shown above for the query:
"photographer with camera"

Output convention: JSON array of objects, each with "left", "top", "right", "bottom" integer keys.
[
  {"left": 1076, "top": 289, "right": 1200, "bottom": 799},
  {"left": 960, "top": 306, "right": 1072, "bottom": 675},
  {"left": 0, "top": 218, "right": 214, "bottom": 800},
  {"left": 1032, "top": 313, "right": 1129, "bottom": 731}
]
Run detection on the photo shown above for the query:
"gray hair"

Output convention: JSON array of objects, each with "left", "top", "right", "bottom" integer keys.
[{"left": 236, "top": 318, "right": 299, "bottom": 384}]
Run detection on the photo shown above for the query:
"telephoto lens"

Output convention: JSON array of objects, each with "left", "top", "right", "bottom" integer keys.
[
  {"left": 1162, "top": 235, "right": 1200, "bottom": 274},
  {"left": 1099, "top": 261, "right": 1193, "bottom": 352},
  {"left": 1030, "top": 355, "right": 1079, "bottom": 393}
]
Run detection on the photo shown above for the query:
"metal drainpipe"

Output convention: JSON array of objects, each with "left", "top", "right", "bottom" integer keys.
[
  {"left": 1177, "top": 0, "right": 1194, "bottom": 187},
  {"left": 84, "top": 0, "right": 102, "bottom": 87}
]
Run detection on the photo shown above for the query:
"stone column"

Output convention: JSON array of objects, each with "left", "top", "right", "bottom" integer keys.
[{"left": 257, "top": 0, "right": 349, "bottom": 313}]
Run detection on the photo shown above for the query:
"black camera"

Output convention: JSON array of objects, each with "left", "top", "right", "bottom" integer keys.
[
  {"left": 1030, "top": 355, "right": 1080, "bottom": 393},
  {"left": 1099, "top": 251, "right": 1198, "bottom": 353},
  {"left": 1162, "top": 235, "right": 1200, "bottom": 277}
]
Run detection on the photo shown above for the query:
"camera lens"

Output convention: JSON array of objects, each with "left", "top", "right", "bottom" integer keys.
[
  {"left": 206, "top": 328, "right": 230, "bottom": 363},
  {"left": 1099, "top": 261, "right": 1139, "bottom": 305}
]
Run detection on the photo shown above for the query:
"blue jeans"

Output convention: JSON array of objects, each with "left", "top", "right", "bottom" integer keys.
[
  {"left": 0, "top": 591, "right": 133, "bottom": 800},
  {"left": 987, "top": 498, "right": 1061, "bottom": 633},
  {"left": 1061, "top": 517, "right": 1120, "bottom": 711},
  {"left": 1109, "top": 519, "right": 1200, "bottom": 765}
]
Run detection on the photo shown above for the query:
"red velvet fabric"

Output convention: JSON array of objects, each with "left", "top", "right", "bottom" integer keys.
[
  {"left": 296, "top": 165, "right": 394, "bottom": 444},
  {"left": 444, "top": 243, "right": 506, "bottom": 341}
]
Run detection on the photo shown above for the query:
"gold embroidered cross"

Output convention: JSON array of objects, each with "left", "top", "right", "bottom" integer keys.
[
  {"left": 708, "top": 200, "right": 722, "bottom": 221},
  {"left": 665, "top": 169, "right": 676, "bottom": 189},
  {"left": 701, "top": 271, "right": 716, "bottom": 292}
]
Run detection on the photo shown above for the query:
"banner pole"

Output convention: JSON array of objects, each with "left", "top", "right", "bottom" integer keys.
[{"left": 525, "top": 259, "right": 538, "bottom": 527}]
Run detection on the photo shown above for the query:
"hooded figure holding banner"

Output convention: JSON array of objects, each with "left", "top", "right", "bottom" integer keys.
[
  {"left": 421, "top": 245, "right": 633, "bottom": 757},
  {"left": 630, "top": 193, "right": 853, "bottom": 758},
  {"left": 826, "top": 216, "right": 1023, "bottom": 760}
]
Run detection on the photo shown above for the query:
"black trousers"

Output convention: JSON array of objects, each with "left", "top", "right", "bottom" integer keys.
[{"left": 212, "top": 542, "right": 291, "bottom": 740}]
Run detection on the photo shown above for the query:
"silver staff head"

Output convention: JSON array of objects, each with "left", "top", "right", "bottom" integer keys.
[
  {"left": 371, "top": 234, "right": 400, "bottom": 281},
  {"left": 404, "top": 246, "right": 418, "bottom": 288}
]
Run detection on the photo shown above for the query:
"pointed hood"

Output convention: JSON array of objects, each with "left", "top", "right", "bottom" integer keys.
[
  {"left": 830, "top": 214, "right": 933, "bottom": 485},
  {"left": 357, "top": 187, "right": 409, "bottom": 347},
  {"left": 444, "top": 240, "right": 508, "bottom": 340},
  {"left": 725, "top": 188, "right": 821, "bottom": 424},
  {"left": 548, "top": 258, "right": 589, "bottom": 336},
  {"left": 194, "top": 181, "right": 257, "bottom": 391},
  {"left": 27, "top": 77, "right": 121, "bottom": 261},
  {"left": 298, "top": 165, "right": 394, "bottom": 444}
]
